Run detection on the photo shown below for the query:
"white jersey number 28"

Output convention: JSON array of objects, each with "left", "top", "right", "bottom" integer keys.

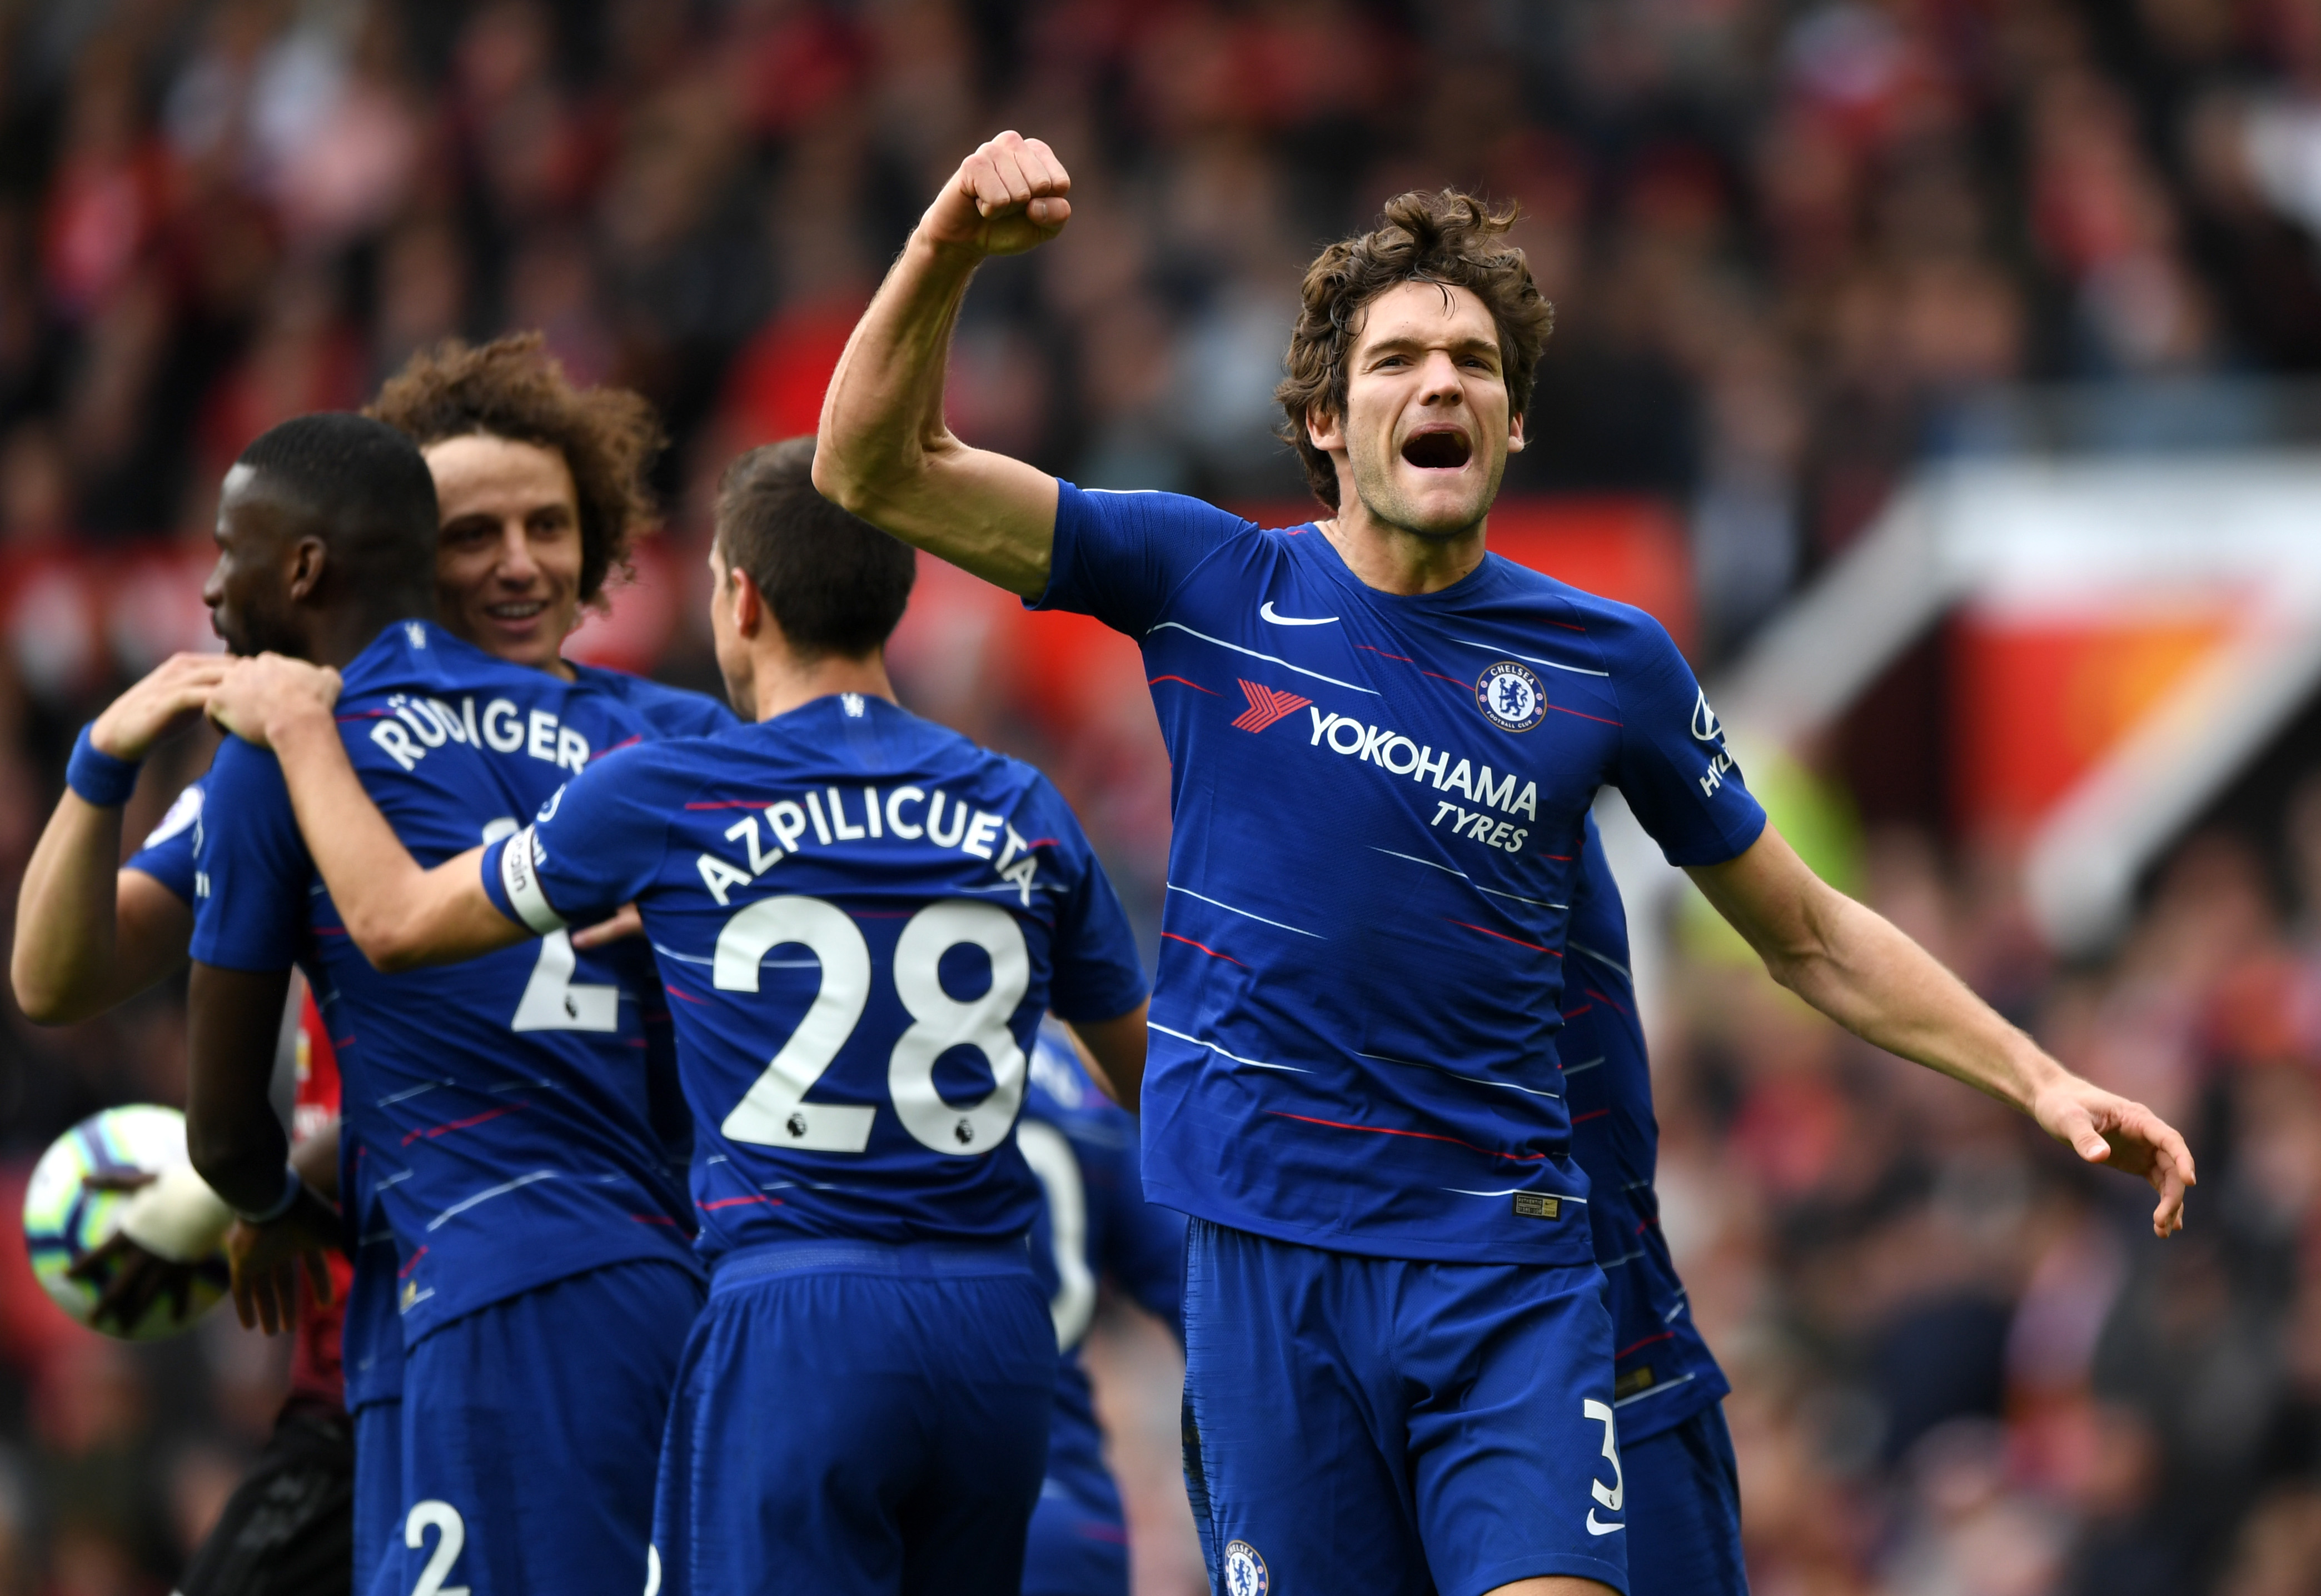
[{"left": 713, "top": 896, "right": 1030, "bottom": 1158}]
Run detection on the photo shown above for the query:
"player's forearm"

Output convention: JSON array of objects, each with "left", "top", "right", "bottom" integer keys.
[
  {"left": 265, "top": 705, "right": 441, "bottom": 968},
  {"left": 1069, "top": 1001, "right": 1149, "bottom": 1110},
  {"left": 1691, "top": 826, "right": 2063, "bottom": 1116},
  {"left": 13, "top": 796, "right": 132, "bottom": 1022},
  {"left": 1761, "top": 890, "right": 2062, "bottom": 1115},
  {"left": 186, "top": 961, "right": 297, "bottom": 1214},
  {"left": 815, "top": 235, "right": 1056, "bottom": 596}
]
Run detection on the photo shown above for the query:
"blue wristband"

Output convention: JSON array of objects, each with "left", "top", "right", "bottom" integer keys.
[
  {"left": 66, "top": 725, "right": 141, "bottom": 808},
  {"left": 233, "top": 1165, "right": 305, "bottom": 1226}
]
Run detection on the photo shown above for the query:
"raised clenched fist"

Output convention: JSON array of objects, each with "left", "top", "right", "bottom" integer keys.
[{"left": 920, "top": 131, "right": 1073, "bottom": 259}]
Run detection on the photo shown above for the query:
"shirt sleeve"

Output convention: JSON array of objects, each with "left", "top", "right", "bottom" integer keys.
[
  {"left": 123, "top": 779, "right": 207, "bottom": 904},
  {"left": 1029, "top": 483, "right": 1257, "bottom": 636},
  {"left": 479, "top": 750, "right": 673, "bottom": 932},
  {"left": 1610, "top": 618, "right": 1767, "bottom": 868},
  {"left": 188, "top": 741, "right": 311, "bottom": 971},
  {"left": 1033, "top": 782, "right": 1148, "bottom": 1024}
]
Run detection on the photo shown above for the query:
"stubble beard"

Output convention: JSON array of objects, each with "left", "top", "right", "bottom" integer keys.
[{"left": 1347, "top": 436, "right": 1507, "bottom": 545}]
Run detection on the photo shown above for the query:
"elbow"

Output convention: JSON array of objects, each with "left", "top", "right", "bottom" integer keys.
[
  {"left": 11, "top": 954, "right": 87, "bottom": 1027},
  {"left": 347, "top": 910, "right": 427, "bottom": 975},
  {"left": 12, "top": 974, "right": 68, "bottom": 1027},
  {"left": 810, "top": 448, "right": 873, "bottom": 518}
]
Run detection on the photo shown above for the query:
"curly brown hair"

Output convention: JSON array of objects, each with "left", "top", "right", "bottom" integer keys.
[
  {"left": 367, "top": 333, "right": 666, "bottom": 604},
  {"left": 1274, "top": 190, "right": 1555, "bottom": 510}
]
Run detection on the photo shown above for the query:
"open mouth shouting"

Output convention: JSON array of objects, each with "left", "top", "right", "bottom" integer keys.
[{"left": 1401, "top": 427, "right": 1473, "bottom": 470}]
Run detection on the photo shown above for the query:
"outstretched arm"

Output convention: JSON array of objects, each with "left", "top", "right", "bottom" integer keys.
[
  {"left": 1687, "top": 825, "right": 2197, "bottom": 1236},
  {"left": 814, "top": 131, "right": 1072, "bottom": 597},
  {"left": 14, "top": 654, "right": 227, "bottom": 1021},
  {"left": 208, "top": 655, "right": 527, "bottom": 971}
]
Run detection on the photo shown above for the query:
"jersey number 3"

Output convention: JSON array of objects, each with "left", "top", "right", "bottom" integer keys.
[{"left": 714, "top": 896, "right": 1029, "bottom": 1158}]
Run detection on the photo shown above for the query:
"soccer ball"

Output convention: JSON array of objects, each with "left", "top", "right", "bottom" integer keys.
[{"left": 23, "top": 1105, "right": 230, "bottom": 1340}]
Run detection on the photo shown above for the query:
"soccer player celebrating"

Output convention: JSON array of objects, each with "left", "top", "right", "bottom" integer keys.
[
  {"left": 206, "top": 438, "right": 1152, "bottom": 1596},
  {"left": 11, "top": 336, "right": 723, "bottom": 1596},
  {"left": 808, "top": 132, "right": 2198, "bottom": 1596},
  {"left": 181, "top": 412, "right": 714, "bottom": 1596}
]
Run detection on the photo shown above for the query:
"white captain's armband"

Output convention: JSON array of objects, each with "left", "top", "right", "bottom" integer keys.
[{"left": 500, "top": 824, "right": 569, "bottom": 935}]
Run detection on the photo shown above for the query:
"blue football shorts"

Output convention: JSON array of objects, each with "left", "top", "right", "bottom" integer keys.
[
  {"left": 1623, "top": 1403, "right": 1747, "bottom": 1596},
  {"left": 351, "top": 1397, "right": 401, "bottom": 1595},
  {"left": 651, "top": 1238, "right": 1057, "bottom": 1596},
  {"left": 1180, "top": 1218, "right": 1628, "bottom": 1596},
  {"left": 1022, "top": 1468, "right": 1131, "bottom": 1596},
  {"left": 365, "top": 1258, "right": 702, "bottom": 1596}
]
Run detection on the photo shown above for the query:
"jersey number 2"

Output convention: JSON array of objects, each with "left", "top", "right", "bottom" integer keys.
[{"left": 714, "top": 896, "right": 1029, "bottom": 1157}]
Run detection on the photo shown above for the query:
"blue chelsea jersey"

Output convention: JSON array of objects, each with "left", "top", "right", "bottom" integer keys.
[
  {"left": 189, "top": 621, "right": 728, "bottom": 1339},
  {"left": 1565, "top": 816, "right": 1727, "bottom": 1444},
  {"left": 480, "top": 692, "right": 1148, "bottom": 1263},
  {"left": 124, "top": 780, "right": 205, "bottom": 900},
  {"left": 1034, "top": 485, "right": 1767, "bottom": 1265},
  {"left": 1020, "top": 1023, "right": 1186, "bottom": 1508}
]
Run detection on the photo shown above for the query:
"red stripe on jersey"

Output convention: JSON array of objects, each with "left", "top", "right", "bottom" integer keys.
[
  {"left": 1571, "top": 1109, "right": 1610, "bottom": 1124},
  {"left": 1581, "top": 986, "right": 1632, "bottom": 1018},
  {"left": 1162, "top": 932, "right": 1246, "bottom": 967},
  {"left": 683, "top": 800, "right": 771, "bottom": 810},
  {"left": 402, "top": 1104, "right": 524, "bottom": 1147},
  {"left": 1419, "top": 670, "right": 1468, "bottom": 687},
  {"left": 1443, "top": 919, "right": 1561, "bottom": 956},
  {"left": 1265, "top": 1110, "right": 1549, "bottom": 1164},
  {"left": 1353, "top": 645, "right": 1414, "bottom": 663},
  {"left": 1548, "top": 702, "right": 1622, "bottom": 727},
  {"left": 1149, "top": 675, "right": 1219, "bottom": 695},
  {"left": 698, "top": 1194, "right": 781, "bottom": 1210},
  {"left": 1617, "top": 1330, "right": 1675, "bottom": 1360}
]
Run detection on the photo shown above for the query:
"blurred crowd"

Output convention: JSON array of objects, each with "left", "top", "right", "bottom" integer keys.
[{"left": 0, "top": 0, "right": 2317, "bottom": 1592}]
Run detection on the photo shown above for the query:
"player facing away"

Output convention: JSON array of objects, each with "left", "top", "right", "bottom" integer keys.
[
  {"left": 1559, "top": 817, "right": 1745, "bottom": 1595},
  {"left": 811, "top": 132, "right": 2199, "bottom": 1596},
  {"left": 180, "top": 413, "right": 712, "bottom": 1596},
  {"left": 1018, "top": 1021, "right": 1187, "bottom": 1596},
  {"left": 206, "top": 438, "right": 1154, "bottom": 1596},
  {"left": 11, "top": 332, "right": 716, "bottom": 1596}
]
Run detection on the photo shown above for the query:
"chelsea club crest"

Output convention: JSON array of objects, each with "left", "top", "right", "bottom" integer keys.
[
  {"left": 1475, "top": 660, "right": 1547, "bottom": 732},
  {"left": 1222, "top": 1540, "right": 1270, "bottom": 1596}
]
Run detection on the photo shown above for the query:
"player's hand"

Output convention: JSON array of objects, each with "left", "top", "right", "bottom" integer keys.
[
  {"left": 66, "top": 1170, "right": 205, "bottom": 1333},
  {"left": 207, "top": 654, "right": 342, "bottom": 751},
  {"left": 920, "top": 131, "right": 1071, "bottom": 258},
  {"left": 572, "top": 904, "right": 644, "bottom": 950},
  {"left": 2030, "top": 1073, "right": 2197, "bottom": 1238},
  {"left": 89, "top": 652, "right": 232, "bottom": 762},
  {"left": 225, "top": 1183, "right": 339, "bottom": 1335}
]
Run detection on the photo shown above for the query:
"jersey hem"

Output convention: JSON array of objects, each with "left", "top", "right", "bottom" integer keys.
[
  {"left": 1609, "top": 1363, "right": 1731, "bottom": 1445},
  {"left": 1144, "top": 1174, "right": 1600, "bottom": 1268},
  {"left": 397, "top": 1232, "right": 701, "bottom": 1346}
]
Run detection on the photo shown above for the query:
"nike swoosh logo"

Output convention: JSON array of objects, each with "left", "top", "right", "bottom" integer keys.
[
  {"left": 1586, "top": 1513, "right": 1625, "bottom": 1536},
  {"left": 1259, "top": 601, "right": 1338, "bottom": 626}
]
